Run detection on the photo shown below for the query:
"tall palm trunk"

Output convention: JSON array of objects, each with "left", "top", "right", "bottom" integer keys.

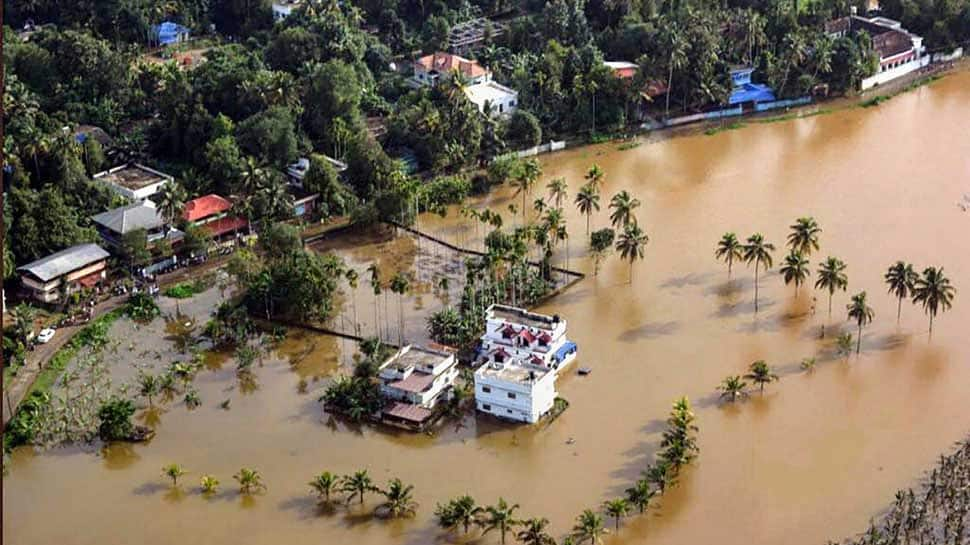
[
  {"left": 753, "top": 264, "right": 760, "bottom": 312},
  {"left": 856, "top": 322, "right": 862, "bottom": 354},
  {"left": 896, "top": 295, "right": 903, "bottom": 324},
  {"left": 665, "top": 61, "right": 675, "bottom": 119}
]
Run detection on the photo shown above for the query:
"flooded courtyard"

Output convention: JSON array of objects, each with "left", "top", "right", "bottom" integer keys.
[{"left": 5, "top": 71, "right": 970, "bottom": 545}]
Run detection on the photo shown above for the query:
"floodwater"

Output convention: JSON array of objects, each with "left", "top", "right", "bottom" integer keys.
[{"left": 5, "top": 71, "right": 970, "bottom": 545}]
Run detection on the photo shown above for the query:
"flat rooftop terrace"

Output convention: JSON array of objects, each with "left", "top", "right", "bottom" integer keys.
[
  {"left": 488, "top": 305, "right": 561, "bottom": 331},
  {"left": 94, "top": 164, "right": 170, "bottom": 190},
  {"left": 476, "top": 360, "right": 551, "bottom": 383},
  {"left": 384, "top": 346, "right": 451, "bottom": 372}
]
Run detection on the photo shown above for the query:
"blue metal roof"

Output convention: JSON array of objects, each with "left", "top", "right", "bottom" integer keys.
[
  {"left": 729, "top": 83, "right": 776, "bottom": 105},
  {"left": 153, "top": 21, "right": 190, "bottom": 45},
  {"left": 554, "top": 341, "right": 577, "bottom": 363}
]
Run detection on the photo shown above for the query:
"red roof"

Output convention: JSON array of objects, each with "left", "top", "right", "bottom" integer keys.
[
  {"left": 414, "top": 52, "right": 488, "bottom": 78},
  {"left": 383, "top": 402, "right": 432, "bottom": 423},
  {"left": 518, "top": 329, "right": 536, "bottom": 343},
  {"left": 203, "top": 216, "right": 248, "bottom": 237},
  {"left": 183, "top": 194, "right": 232, "bottom": 222},
  {"left": 538, "top": 332, "right": 552, "bottom": 343},
  {"left": 530, "top": 355, "right": 545, "bottom": 366}
]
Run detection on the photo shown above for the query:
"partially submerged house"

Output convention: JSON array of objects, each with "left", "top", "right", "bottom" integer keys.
[
  {"left": 378, "top": 345, "right": 460, "bottom": 430},
  {"left": 728, "top": 67, "right": 776, "bottom": 109},
  {"left": 17, "top": 244, "right": 110, "bottom": 303},
  {"left": 474, "top": 304, "right": 578, "bottom": 424},
  {"left": 825, "top": 15, "right": 926, "bottom": 89},
  {"left": 92, "top": 163, "right": 173, "bottom": 202}
]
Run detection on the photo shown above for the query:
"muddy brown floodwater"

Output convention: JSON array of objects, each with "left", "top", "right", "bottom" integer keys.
[{"left": 5, "top": 72, "right": 970, "bottom": 545}]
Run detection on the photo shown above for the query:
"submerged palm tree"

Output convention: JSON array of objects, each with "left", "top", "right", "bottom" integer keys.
[
  {"left": 815, "top": 256, "right": 848, "bottom": 337},
  {"left": 718, "top": 375, "right": 749, "bottom": 401},
  {"left": 575, "top": 183, "right": 601, "bottom": 235},
  {"left": 779, "top": 250, "right": 810, "bottom": 297},
  {"left": 742, "top": 233, "right": 775, "bottom": 312},
  {"left": 435, "top": 495, "right": 482, "bottom": 534},
  {"left": 309, "top": 471, "right": 339, "bottom": 503},
  {"left": 516, "top": 517, "right": 556, "bottom": 545},
  {"left": 846, "top": 291, "right": 875, "bottom": 354},
  {"left": 608, "top": 190, "right": 640, "bottom": 229},
  {"left": 376, "top": 478, "right": 418, "bottom": 518},
  {"left": 715, "top": 232, "right": 744, "bottom": 277},
  {"left": 200, "top": 474, "right": 219, "bottom": 494},
  {"left": 341, "top": 470, "right": 375, "bottom": 504},
  {"left": 479, "top": 498, "right": 521, "bottom": 545},
  {"left": 912, "top": 267, "right": 956, "bottom": 335},
  {"left": 572, "top": 509, "right": 609, "bottom": 544},
  {"left": 584, "top": 164, "right": 605, "bottom": 190},
  {"left": 744, "top": 360, "right": 778, "bottom": 393},
  {"left": 616, "top": 224, "right": 649, "bottom": 283},
  {"left": 884, "top": 261, "right": 918, "bottom": 324},
  {"left": 625, "top": 478, "right": 655, "bottom": 514},
  {"left": 786, "top": 216, "right": 821, "bottom": 256},
  {"left": 643, "top": 461, "right": 675, "bottom": 494},
  {"left": 234, "top": 467, "right": 266, "bottom": 495},
  {"left": 162, "top": 463, "right": 186, "bottom": 487},
  {"left": 603, "top": 498, "right": 630, "bottom": 532}
]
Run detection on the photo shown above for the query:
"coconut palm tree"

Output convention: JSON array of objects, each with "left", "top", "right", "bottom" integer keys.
[
  {"left": 309, "top": 471, "right": 339, "bottom": 503},
  {"left": 479, "top": 498, "right": 520, "bottom": 544},
  {"left": 345, "top": 269, "right": 360, "bottom": 334},
  {"left": 780, "top": 250, "right": 810, "bottom": 297},
  {"left": 572, "top": 509, "right": 608, "bottom": 545},
  {"left": 341, "top": 470, "right": 375, "bottom": 505},
  {"left": 511, "top": 159, "right": 542, "bottom": 223},
  {"left": 663, "top": 24, "right": 688, "bottom": 119},
  {"left": 516, "top": 517, "right": 556, "bottom": 545},
  {"left": 742, "top": 234, "right": 775, "bottom": 312},
  {"left": 603, "top": 498, "right": 630, "bottom": 532},
  {"left": 234, "top": 467, "right": 266, "bottom": 495},
  {"left": 715, "top": 233, "right": 744, "bottom": 277},
  {"left": 608, "top": 190, "right": 640, "bottom": 229},
  {"left": 912, "top": 267, "right": 956, "bottom": 335},
  {"left": 884, "top": 261, "right": 918, "bottom": 324},
  {"left": 624, "top": 479, "right": 655, "bottom": 514},
  {"left": 10, "top": 303, "right": 37, "bottom": 346},
  {"left": 138, "top": 372, "right": 160, "bottom": 407},
  {"left": 162, "top": 463, "right": 186, "bottom": 487},
  {"left": 547, "top": 177, "right": 568, "bottom": 208},
  {"left": 718, "top": 375, "right": 748, "bottom": 401},
  {"left": 367, "top": 264, "right": 382, "bottom": 340},
  {"left": 643, "top": 461, "right": 675, "bottom": 495},
  {"left": 815, "top": 256, "right": 848, "bottom": 337},
  {"left": 390, "top": 272, "right": 410, "bottom": 346},
  {"left": 376, "top": 478, "right": 418, "bottom": 518},
  {"left": 157, "top": 180, "right": 188, "bottom": 230},
  {"left": 574, "top": 183, "right": 600, "bottom": 235},
  {"left": 786, "top": 217, "right": 821, "bottom": 256},
  {"left": 616, "top": 224, "right": 649, "bottom": 283},
  {"left": 435, "top": 495, "right": 482, "bottom": 534},
  {"left": 744, "top": 360, "right": 778, "bottom": 393},
  {"left": 846, "top": 291, "right": 875, "bottom": 354},
  {"left": 200, "top": 474, "right": 219, "bottom": 494},
  {"left": 584, "top": 164, "right": 605, "bottom": 190}
]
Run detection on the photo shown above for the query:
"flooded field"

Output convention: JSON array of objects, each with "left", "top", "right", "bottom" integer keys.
[{"left": 5, "top": 71, "right": 970, "bottom": 545}]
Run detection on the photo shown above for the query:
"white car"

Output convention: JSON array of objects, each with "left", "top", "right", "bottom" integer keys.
[{"left": 35, "top": 328, "right": 56, "bottom": 344}]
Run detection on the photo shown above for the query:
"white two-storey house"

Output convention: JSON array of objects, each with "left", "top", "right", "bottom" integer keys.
[
  {"left": 378, "top": 345, "right": 459, "bottom": 429},
  {"left": 474, "top": 304, "right": 578, "bottom": 424}
]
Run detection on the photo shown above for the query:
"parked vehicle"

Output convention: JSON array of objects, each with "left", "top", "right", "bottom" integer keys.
[{"left": 36, "top": 328, "right": 56, "bottom": 344}]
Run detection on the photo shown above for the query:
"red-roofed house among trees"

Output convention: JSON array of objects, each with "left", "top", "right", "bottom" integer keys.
[
  {"left": 825, "top": 15, "right": 927, "bottom": 89},
  {"left": 182, "top": 194, "right": 249, "bottom": 241}
]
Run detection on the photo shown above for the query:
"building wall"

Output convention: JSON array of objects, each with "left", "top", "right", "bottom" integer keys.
[
  {"left": 474, "top": 369, "right": 556, "bottom": 423},
  {"left": 861, "top": 55, "right": 929, "bottom": 90}
]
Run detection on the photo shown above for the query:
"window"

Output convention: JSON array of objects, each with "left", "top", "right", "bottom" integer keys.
[
  {"left": 507, "top": 392, "right": 516, "bottom": 400},
  {"left": 483, "top": 404, "right": 491, "bottom": 411},
  {"left": 482, "top": 386, "right": 491, "bottom": 393},
  {"left": 507, "top": 409, "right": 513, "bottom": 414}
]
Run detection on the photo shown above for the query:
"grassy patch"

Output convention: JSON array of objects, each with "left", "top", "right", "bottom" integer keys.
[
  {"left": 861, "top": 95, "right": 891, "bottom": 108},
  {"left": 163, "top": 275, "right": 213, "bottom": 299},
  {"left": 617, "top": 140, "right": 641, "bottom": 151},
  {"left": 26, "top": 309, "right": 123, "bottom": 398},
  {"left": 757, "top": 107, "right": 833, "bottom": 124},
  {"left": 704, "top": 121, "right": 746, "bottom": 135}
]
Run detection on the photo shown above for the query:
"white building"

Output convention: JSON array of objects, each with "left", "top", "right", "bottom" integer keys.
[
  {"left": 412, "top": 52, "right": 492, "bottom": 87},
  {"left": 378, "top": 345, "right": 459, "bottom": 429},
  {"left": 464, "top": 81, "right": 518, "bottom": 116},
  {"left": 825, "top": 15, "right": 927, "bottom": 90},
  {"left": 272, "top": 0, "right": 301, "bottom": 20},
  {"left": 474, "top": 304, "right": 578, "bottom": 424},
  {"left": 92, "top": 163, "right": 173, "bottom": 202}
]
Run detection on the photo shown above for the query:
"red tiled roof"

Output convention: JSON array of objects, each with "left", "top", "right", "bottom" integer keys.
[
  {"left": 203, "top": 216, "right": 248, "bottom": 237},
  {"left": 518, "top": 329, "right": 536, "bottom": 343},
  {"left": 384, "top": 402, "right": 432, "bottom": 423},
  {"left": 530, "top": 355, "right": 544, "bottom": 366},
  {"left": 415, "top": 52, "right": 488, "bottom": 78},
  {"left": 183, "top": 194, "right": 232, "bottom": 222},
  {"left": 388, "top": 372, "right": 436, "bottom": 394},
  {"left": 538, "top": 332, "right": 552, "bottom": 343},
  {"left": 492, "top": 347, "right": 509, "bottom": 358}
]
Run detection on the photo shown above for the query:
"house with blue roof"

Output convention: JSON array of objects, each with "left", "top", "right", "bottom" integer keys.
[
  {"left": 152, "top": 21, "right": 190, "bottom": 47},
  {"left": 728, "top": 67, "right": 775, "bottom": 108}
]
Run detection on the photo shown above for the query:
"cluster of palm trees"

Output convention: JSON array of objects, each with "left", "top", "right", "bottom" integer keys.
[
  {"left": 159, "top": 464, "right": 265, "bottom": 496},
  {"left": 715, "top": 217, "right": 957, "bottom": 344},
  {"left": 361, "top": 264, "right": 411, "bottom": 346},
  {"left": 308, "top": 469, "right": 417, "bottom": 518},
  {"left": 573, "top": 164, "right": 650, "bottom": 282},
  {"left": 718, "top": 360, "right": 780, "bottom": 401}
]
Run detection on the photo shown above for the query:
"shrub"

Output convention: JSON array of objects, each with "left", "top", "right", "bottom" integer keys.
[
  {"left": 505, "top": 110, "right": 542, "bottom": 149},
  {"left": 126, "top": 292, "right": 160, "bottom": 322},
  {"left": 97, "top": 397, "right": 136, "bottom": 441}
]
